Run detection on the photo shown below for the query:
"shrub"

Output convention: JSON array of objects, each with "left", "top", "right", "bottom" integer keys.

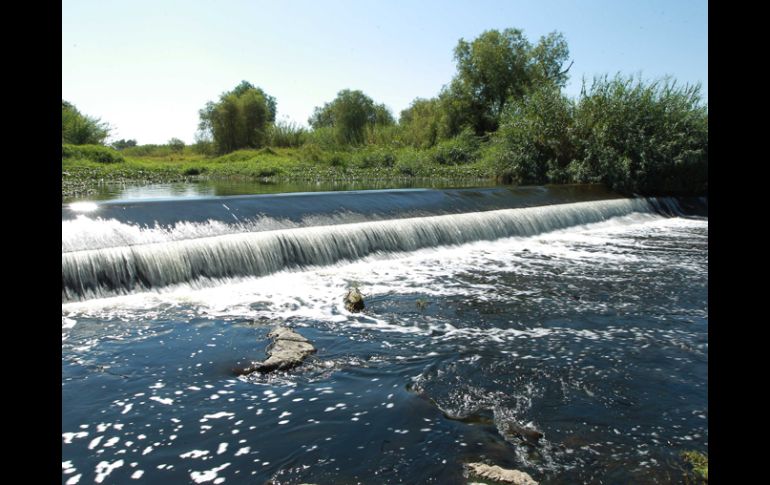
[
  {"left": 352, "top": 146, "right": 397, "bottom": 168},
  {"left": 62, "top": 144, "right": 125, "bottom": 164},
  {"left": 483, "top": 85, "right": 575, "bottom": 184},
  {"left": 268, "top": 120, "right": 308, "bottom": 148},
  {"left": 431, "top": 128, "right": 482, "bottom": 165},
  {"left": 571, "top": 75, "right": 708, "bottom": 195}
]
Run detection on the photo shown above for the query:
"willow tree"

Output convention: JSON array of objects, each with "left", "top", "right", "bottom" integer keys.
[
  {"left": 198, "top": 81, "right": 277, "bottom": 154},
  {"left": 309, "top": 89, "right": 394, "bottom": 145}
]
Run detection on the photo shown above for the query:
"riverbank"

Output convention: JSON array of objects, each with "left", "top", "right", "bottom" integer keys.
[{"left": 61, "top": 146, "right": 495, "bottom": 201}]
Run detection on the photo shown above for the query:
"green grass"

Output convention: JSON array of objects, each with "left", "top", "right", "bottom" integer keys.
[{"left": 61, "top": 145, "right": 494, "bottom": 200}]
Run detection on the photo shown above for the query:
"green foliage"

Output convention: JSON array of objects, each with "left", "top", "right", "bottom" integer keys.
[
  {"left": 62, "top": 101, "right": 111, "bottom": 145},
  {"left": 444, "top": 28, "right": 571, "bottom": 136},
  {"left": 351, "top": 146, "right": 397, "bottom": 168},
  {"left": 570, "top": 75, "right": 708, "bottom": 195},
  {"left": 431, "top": 129, "right": 482, "bottom": 165},
  {"left": 268, "top": 120, "right": 308, "bottom": 147},
  {"left": 123, "top": 144, "right": 175, "bottom": 158},
  {"left": 167, "top": 138, "right": 185, "bottom": 153},
  {"left": 484, "top": 85, "right": 575, "bottom": 184},
  {"left": 309, "top": 89, "right": 395, "bottom": 146},
  {"left": 682, "top": 450, "right": 708, "bottom": 483},
  {"left": 399, "top": 98, "right": 442, "bottom": 148},
  {"left": 62, "top": 144, "right": 125, "bottom": 164},
  {"left": 111, "top": 139, "right": 137, "bottom": 150},
  {"left": 192, "top": 132, "right": 215, "bottom": 156},
  {"left": 199, "top": 81, "right": 276, "bottom": 154}
]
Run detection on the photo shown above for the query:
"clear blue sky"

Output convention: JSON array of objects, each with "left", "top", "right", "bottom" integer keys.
[{"left": 62, "top": 0, "right": 708, "bottom": 145}]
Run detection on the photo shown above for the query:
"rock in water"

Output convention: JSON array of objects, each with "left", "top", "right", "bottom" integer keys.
[
  {"left": 344, "top": 288, "right": 365, "bottom": 312},
  {"left": 466, "top": 463, "right": 538, "bottom": 485},
  {"left": 236, "top": 326, "right": 316, "bottom": 375}
]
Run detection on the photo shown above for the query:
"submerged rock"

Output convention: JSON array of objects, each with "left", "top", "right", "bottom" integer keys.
[
  {"left": 236, "top": 326, "right": 316, "bottom": 375},
  {"left": 466, "top": 463, "right": 538, "bottom": 485},
  {"left": 344, "top": 287, "right": 365, "bottom": 312},
  {"left": 500, "top": 421, "right": 544, "bottom": 446}
]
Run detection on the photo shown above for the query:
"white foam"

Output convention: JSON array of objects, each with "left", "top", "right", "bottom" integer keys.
[
  {"left": 190, "top": 463, "right": 230, "bottom": 484},
  {"left": 94, "top": 459, "right": 124, "bottom": 484}
]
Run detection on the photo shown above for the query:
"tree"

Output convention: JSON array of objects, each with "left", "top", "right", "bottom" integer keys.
[
  {"left": 399, "top": 97, "right": 442, "bottom": 148},
  {"left": 167, "top": 138, "right": 185, "bottom": 153},
  {"left": 309, "top": 89, "right": 394, "bottom": 145},
  {"left": 444, "top": 28, "right": 571, "bottom": 136},
  {"left": 111, "top": 139, "right": 137, "bottom": 150},
  {"left": 62, "top": 100, "right": 111, "bottom": 145},
  {"left": 198, "top": 81, "right": 276, "bottom": 154}
]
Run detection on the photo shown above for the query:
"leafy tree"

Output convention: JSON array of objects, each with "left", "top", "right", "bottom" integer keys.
[
  {"left": 444, "top": 28, "right": 571, "bottom": 136},
  {"left": 167, "top": 137, "right": 185, "bottom": 153},
  {"left": 111, "top": 139, "right": 137, "bottom": 150},
  {"left": 309, "top": 89, "right": 394, "bottom": 145},
  {"left": 399, "top": 97, "right": 442, "bottom": 148},
  {"left": 198, "top": 81, "right": 276, "bottom": 154},
  {"left": 62, "top": 101, "right": 111, "bottom": 145}
]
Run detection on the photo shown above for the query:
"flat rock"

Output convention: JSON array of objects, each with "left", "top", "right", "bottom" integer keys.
[
  {"left": 237, "top": 326, "right": 316, "bottom": 375},
  {"left": 466, "top": 463, "right": 538, "bottom": 485}
]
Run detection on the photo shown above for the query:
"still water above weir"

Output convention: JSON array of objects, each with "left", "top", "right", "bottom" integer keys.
[{"left": 62, "top": 185, "right": 707, "bottom": 484}]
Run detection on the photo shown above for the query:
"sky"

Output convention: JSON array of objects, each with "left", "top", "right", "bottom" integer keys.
[{"left": 62, "top": 0, "right": 708, "bottom": 145}]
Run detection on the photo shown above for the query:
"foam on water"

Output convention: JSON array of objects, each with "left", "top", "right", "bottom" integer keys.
[{"left": 63, "top": 199, "right": 662, "bottom": 301}]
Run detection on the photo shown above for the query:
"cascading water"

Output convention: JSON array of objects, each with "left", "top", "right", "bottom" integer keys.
[
  {"left": 62, "top": 195, "right": 680, "bottom": 301},
  {"left": 61, "top": 187, "right": 707, "bottom": 484}
]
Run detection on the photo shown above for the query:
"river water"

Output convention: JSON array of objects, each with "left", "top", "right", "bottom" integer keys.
[{"left": 61, "top": 186, "right": 707, "bottom": 484}]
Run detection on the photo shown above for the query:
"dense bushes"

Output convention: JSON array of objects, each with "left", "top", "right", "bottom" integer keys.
[
  {"left": 570, "top": 75, "right": 708, "bottom": 195},
  {"left": 62, "top": 144, "right": 125, "bottom": 164},
  {"left": 483, "top": 75, "right": 708, "bottom": 194},
  {"left": 62, "top": 101, "right": 111, "bottom": 145},
  {"left": 484, "top": 85, "right": 575, "bottom": 184}
]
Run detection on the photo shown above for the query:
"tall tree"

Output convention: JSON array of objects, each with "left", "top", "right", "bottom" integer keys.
[
  {"left": 444, "top": 28, "right": 571, "bottom": 136},
  {"left": 309, "top": 89, "right": 394, "bottom": 145},
  {"left": 198, "top": 81, "right": 276, "bottom": 154}
]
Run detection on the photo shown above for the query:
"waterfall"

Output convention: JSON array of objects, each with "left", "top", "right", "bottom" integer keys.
[{"left": 62, "top": 198, "right": 664, "bottom": 302}]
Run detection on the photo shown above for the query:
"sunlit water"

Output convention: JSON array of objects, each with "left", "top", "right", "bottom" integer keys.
[{"left": 62, "top": 192, "right": 707, "bottom": 484}]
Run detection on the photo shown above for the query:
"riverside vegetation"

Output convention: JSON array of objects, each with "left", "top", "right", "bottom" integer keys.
[{"left": 62, "top": 28, "right": 707, "bottom": 200}]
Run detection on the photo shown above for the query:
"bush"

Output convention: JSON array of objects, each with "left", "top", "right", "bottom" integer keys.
[
  {"left": 123, "top": 144, "right": 175, "bottom": 158},
  {"left": 62, "top": 144, "right": 125, "bottom": 164},
  {"left": 483, "top": 85, "right": 575, "bottom": 184},
  {"left": 268, "top": 120, "right": 308, "bottom": 148},
  {"left": 183, "top": 167, "right": 204, "bottom": 176},
  {"left": 431, "top": 129, "right": 482, "bottom": 165},
  {"left": 352, "top": 146, "right": 397, "bottom": 168},
  {"left": 571, "top": 75, "right": 708, "bottom": 195}
]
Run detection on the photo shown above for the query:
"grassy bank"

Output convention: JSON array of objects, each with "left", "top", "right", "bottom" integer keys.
[{"left": 61, "top": 145, "right": 494, "bottom": 200}]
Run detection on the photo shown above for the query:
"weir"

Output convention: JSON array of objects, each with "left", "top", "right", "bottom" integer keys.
[{"left": 62, "top": 186, "right": 705, "bottom": 302}]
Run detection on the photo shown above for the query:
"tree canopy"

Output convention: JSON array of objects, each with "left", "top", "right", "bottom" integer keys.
[
  {"left": 442, "top": 28, "right": 571, "bottom": 136},
  {"left": 309, "top": 89, "right": 394, "bottom": 145},
  {"left": 62, "top": 101, "right": 111, "bottom": 145},
  {"left": 198, "top": 81, "right": 277, "bottom": 154}
]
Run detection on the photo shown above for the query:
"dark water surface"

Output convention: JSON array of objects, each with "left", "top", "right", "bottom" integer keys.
[{"left": 62, "top": 187, "right": 707, "bottom": 484}]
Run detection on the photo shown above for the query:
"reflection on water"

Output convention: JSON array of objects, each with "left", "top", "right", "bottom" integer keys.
[{"left": 63, "top": 178, "right": 498, "bottom": 203}]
